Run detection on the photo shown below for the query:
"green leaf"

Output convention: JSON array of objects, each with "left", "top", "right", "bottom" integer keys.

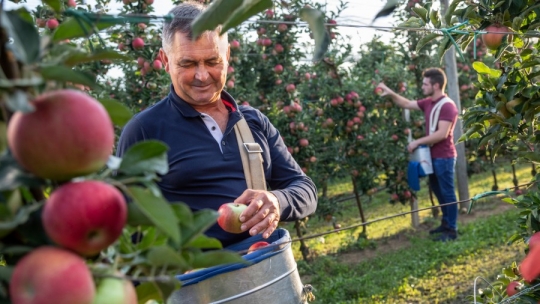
[
  {"left": 40, "top": 66, "right": 98, "bottom": 89},
  {"left": 171, "top": 202, "right": 194, "bottom": 226},
  {"left": 191, "top": 0, "right": 244, "bottom": 38},
  {"left": 119, "top": 141, "right": 169, "bottom": 176},
  {"left": 147, "top": 245, "right": 189, "bottom": 269},
  {"left": 221, "top": 0, "right": 273, "bottom": 33},
  {"left": 5, "top": 90, "right": 34, "bottom": 113},
  {"left": 179, "top": 209, "right": 218, "bottom": 247},
  {"left": 522, "top": 152, "right": 540, "bottom": 163},
  {"left": 2, "top": 11, "right": 40, "bottom": 64},
  {"left": 0, "top": 122, "right": 6, "bottom": 154},
  {"left": 64, "top": 49, "right": 131, "bottom": 67},
  {"left": 299, "top": 7, "right": 331, "bottom": 62},
  {"left": 0, "top": 203, "right": 42, "bottom": 232},
  {"left": 445, "top": 0, "right": 463, "bottom": 25},
  {"left": 98, "top": 99, "right": 133, "bottom": 127},
  {"left": 126, "top": 203, "right": 154, "bottom": 226},
  {"left": 153, "top": 280, "right": 181, "bottom": 304},
  {"left": 53, "top": 17, "right": 116, "bottom": 42},
  {"left": 192, "top": 250, "right": 246, "bottom": 269},
  {"left": 0, "top": 152, "right": 45, "bottom": 191},
  {"left": 0, "top": 266, "right": 13, "bottom": 282},
  {"left": 436, "top": 36, "right": 451, "bottom": 64},
  {"left": 412, "top": 6, "right": 429, "bottom": 23},
  {"left": 185, "top": 234, "right": 222, "bottom": 249},
  {"left": 415, "top": 33, "right": 439, "bottom": 53},
  {"left": 127, "top": 186, "right": 180, "bottom": 244},
  {"left": 472, "top": 61, "right": 502, "bottom": 77},
  {"left": 429, "top": 9, "right": 441, "bottom": 28},
  {"left": 43, "top": 0, "right": 62, "bottom": 12},
  {"left": 136, "top": 282, "right": 169, "bottom": 303}
]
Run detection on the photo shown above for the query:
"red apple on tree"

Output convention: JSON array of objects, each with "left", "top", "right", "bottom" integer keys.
[
  {"left": 286, "top": 84, "right": 296, "bottom": 93},
  {"left": 374, "top": 87, "right": 384, "bottom": 95},
  {"left": 506, "top": 281, "right": 521, "bottom": 297},
  {"left": 274, "top": 64, "right": 284, "bottom": 74},
  {"left": 152, "top": 59, "right": 162, "bottom": 70},
  {"left": 43, "top": 181, "right": 127, "bottom": 256},
  {"left": 10, "top": 247, "right": 95, "bottom": 304},
  {"left": 132, "top": 37, "right": 145, "bottom": 50},
  {"left": 482, "top": 24, "right": 512, "bottom": 50},
  {"left": 7, "top": 89, "right": 114, "bottom": 181},
  {"left": 217, "top": 202, "right": 248, "bottom": 233},
  {"left": 46, "top": 19, "right": 59, "bottom": 30},
  {"left": 247, "top": 241, "right": 270, "bottom": 254},
  {"left": 230, "top": 39, "right": 240, "bottom": 49},
  {"left": 528, "top": 231, "right": 540, "bottom": 250},
  {"left": 299, "top": 138, "right": 309, "bottom": 147}
]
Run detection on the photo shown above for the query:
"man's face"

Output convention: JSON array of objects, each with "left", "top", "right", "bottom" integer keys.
[
  {"left": 160, "top": 31, "right": 230, "bottom": 106},
  {"left": 421, "top": 77, "right": 435, "bottom": 97}
]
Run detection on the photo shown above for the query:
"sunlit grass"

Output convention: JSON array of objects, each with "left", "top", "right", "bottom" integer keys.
[
  {"left": 300, "top": 210, "right": 524, "bottom": 303},
  {"left": 285, "top": 162, "right": 532, "bottom": 260}
]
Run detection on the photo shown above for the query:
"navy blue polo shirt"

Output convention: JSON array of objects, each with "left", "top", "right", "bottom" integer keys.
[{"left": 116, "top": 87, "right": 317, "bottom": 246}]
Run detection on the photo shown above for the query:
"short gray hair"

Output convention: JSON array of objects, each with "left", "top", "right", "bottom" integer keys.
[{"left": 162, "top": 1, "right": 225, "bottom": 53}]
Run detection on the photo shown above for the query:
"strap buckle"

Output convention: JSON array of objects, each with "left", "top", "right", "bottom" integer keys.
[{"left": 243, "top": 143, "right": 263, "bottom": 154}]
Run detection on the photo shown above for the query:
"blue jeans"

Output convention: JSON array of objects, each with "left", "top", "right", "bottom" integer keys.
[{"left": 429, "top": 158, "right": 458, "bottom": 230}]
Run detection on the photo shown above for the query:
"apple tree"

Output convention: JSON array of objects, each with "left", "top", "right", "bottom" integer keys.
[
  {"left": 0, "top": 0, "right": 272, "bottom": 302},
  {"left": 399, "top": 0, "right": 540, "bottom": 301}
]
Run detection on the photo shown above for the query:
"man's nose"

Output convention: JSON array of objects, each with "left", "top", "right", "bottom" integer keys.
[{"left": 195, "top": 64, "right": 209, "bottom": 81}]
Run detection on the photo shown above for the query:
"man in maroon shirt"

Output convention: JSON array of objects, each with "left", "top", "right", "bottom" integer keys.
[{"left": 377, "top": 68, "right": 459, "bottom": 241}]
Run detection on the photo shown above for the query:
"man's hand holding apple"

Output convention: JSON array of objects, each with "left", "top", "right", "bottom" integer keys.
[
  {"left": 235, "top": 189, "right": 281, "bottom": 239},
  {"left": 376, "top": 82, "right": 394, "bottom": 97}
]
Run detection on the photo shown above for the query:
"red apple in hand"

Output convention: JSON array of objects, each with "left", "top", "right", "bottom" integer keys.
[
  {"left": 10, "top": 247, "right": 95, "bottom": 304},
  {"left": 43, "top": 181, "right": 127, "bottom": 256},
  {"left": 217, "top": 202, "right": 247, "bottom": 233},
  {"left": 374, "top": 87, "right": 384, "bottom": 95},
  {"left": 247, "top": 241, "right": 270, "bottom": 254}
]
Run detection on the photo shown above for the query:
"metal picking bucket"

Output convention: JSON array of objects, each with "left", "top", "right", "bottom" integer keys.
[
  {"left": 410, "top": 145, "right": 433, "bottom": 175},
  {"left": 168, "top": 229, "right": 309, "bottom": 304}
]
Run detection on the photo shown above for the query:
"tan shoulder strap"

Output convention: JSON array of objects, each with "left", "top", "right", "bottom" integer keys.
[
  {"left": 429, "top": 97, "right": 452, "bottom": 135},
  {"left": 234, "top": 118, "right": 267, "bottom": 190}
]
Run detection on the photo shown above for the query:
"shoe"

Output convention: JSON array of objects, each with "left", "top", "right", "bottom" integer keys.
[
  {"left": 429, "top": 225, "right": 446, "bottom": 235},
  {"left": 434, "top": 229, "right": 457, "bottom": 242}
]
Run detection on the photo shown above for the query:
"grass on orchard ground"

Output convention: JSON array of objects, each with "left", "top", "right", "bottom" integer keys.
[
  {"left": 298, "top": 209, "right": 524, "bottom": 303},
  {"left": 282, "top": 162, "right": 532, "bottom": 259}
]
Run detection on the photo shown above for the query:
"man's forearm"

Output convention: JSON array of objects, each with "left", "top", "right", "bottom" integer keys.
[
  {"left": 388, "top": 92, "right": 413, "bottom": 109},
  {"left": 271, "top": 177, "right": 318, "bottom": 222},
  {"left": 415, "top": 131, "right": 446, "bottom": 146}
]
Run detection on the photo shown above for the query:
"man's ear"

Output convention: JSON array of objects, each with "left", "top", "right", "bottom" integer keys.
[{"left": 159, "top": 48, "right": 169, "bottom": 73}]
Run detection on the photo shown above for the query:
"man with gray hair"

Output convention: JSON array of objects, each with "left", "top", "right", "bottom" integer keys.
[{"left": 116, "top": 1, "right": 318, "bottom": 247}]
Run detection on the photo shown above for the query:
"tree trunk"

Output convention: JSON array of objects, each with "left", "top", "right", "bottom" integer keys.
[
  {"left": 351, "top": 175, "right": 366, "bottom": 234},
  {"left": 294, "top": 220, "right": 310, "bottom": 261}
]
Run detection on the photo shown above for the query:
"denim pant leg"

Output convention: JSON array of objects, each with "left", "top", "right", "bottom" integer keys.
[{"left": 431, "top": 158, "right": 458, "bottom": 230}]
